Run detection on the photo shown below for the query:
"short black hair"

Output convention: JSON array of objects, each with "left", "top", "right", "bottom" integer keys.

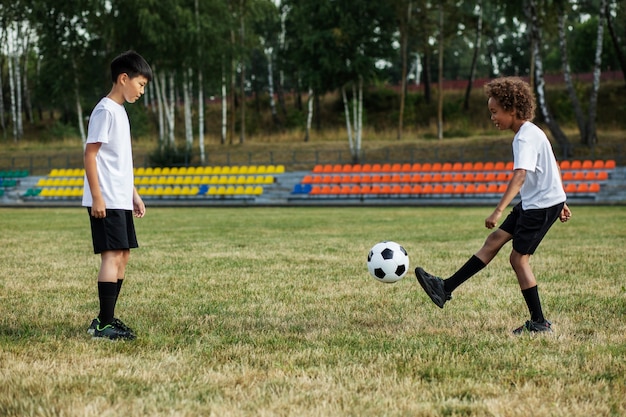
[{"left": 110, "top": 50, "right": 153, "bottom": 83}]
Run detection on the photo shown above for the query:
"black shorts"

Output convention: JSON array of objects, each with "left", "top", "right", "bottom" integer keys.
[
  {"left": 499, "top": 202, "right": 564, "bottom": 255},
  {"left": 87, "top": 208, "right": 138, "bottom": 254}
]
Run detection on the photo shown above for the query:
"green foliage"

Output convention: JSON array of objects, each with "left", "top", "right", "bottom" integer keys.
[
  {"left": 45, "top": 121, "right": 80, "bottom": 141},
  {"left": 148, "top": 144, "right": 189, "bottom": 167},
  {"left": 126, "top": 104, "right": 155, "bottom": 140}
]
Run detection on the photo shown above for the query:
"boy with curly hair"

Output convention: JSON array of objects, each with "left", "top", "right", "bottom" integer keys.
[{"left": 415, "top": 76, "right": 572, "bottom": 335}]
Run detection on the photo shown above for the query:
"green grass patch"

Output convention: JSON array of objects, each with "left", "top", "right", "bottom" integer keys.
[{"left": 1, "top": 206, "right": 625, "bottom": 416}]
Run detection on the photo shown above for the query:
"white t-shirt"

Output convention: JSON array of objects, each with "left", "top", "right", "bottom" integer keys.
[
  {"left": 82, "top": 97, "right": 135, "bottom": 210},
  {"left": 513, "top": 121, "right": 566, "bottom": 210}
]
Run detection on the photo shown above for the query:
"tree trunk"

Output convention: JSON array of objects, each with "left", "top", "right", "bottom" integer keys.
[
  {"left": 167, "top": 72, "right": 176, "bottom": 148},
  {"left": 183, "top": 68, "right": 193, "bottom": 163},
  {"left": 422, "top": 49, "right": 431, "bottom": 104},
  {"left": 437, "top": 3, "right": 444, "bottom": 140},
  {"left": 0, "top": 54, "right": 5, "bottom": 135},
  {"left": 604, "top": 1, "right": 626, "bottom": 85},
  {"left": 527, "top": 0, "right": 571, "bottom": 158},
  {"left": 398, "top": 0, "right": 411, "bottom": 140},
  {"left": 305, "top": 88, "right": 313, "bottom": 142},
  {"left": 221, "top": 60, "right": 227, "bottom": 145},
  {"left": 239, "top": 0, "right": 246, "bottom": 144},
  {"left": 464, "top": 0, "right": 482, "bottom": 111},
  {"left": 341, "top": 85, "right": 354, "bottom": 157},
  {"left": 584, "top": 0, "right": 606, "bottom": 146},
  {"left": 152, "top": 68, "right": 166, "bottom": 150},
  {"left": 8, "top": 50, "right": 18, "bottom": 142},
  {"left": 195, "top": 0, "right": 206, "bottom": 164},
  {"left": 229, "top": 30, "right": 236, "bottom": 145},
  {"left": 558, "top": 9, "right": 586, "bottom": 138},
  {"left": 72, "top": 58, "right": 86, "bottom": 143},
  {"left": 356, "top": 76, "right": 363, "bottom": 163},
  {"left": 266, "top": 47, "right": 279, "bottom": 127},
  {"left": 198, "top": 70, "right": 206, "bottom": 165}
]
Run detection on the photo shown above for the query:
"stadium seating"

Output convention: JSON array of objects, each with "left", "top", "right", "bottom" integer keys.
[
  {"left": 23, "top": 165, "right": 283, "bottom": 201},
  {"left": 292, "top": 160, "right": 616, "bottom": 199}
]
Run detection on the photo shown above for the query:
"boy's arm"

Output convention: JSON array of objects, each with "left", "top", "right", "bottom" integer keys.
[
  {"left": 133, "top": 186, "right": 145, "bottom": 218},
  {"left": 557, "top": 165, "right": 572, "bottom": 223},
  {"left": 84, "top": 143, "right": 106, "bottom": 218},
  {"left": 485, "top": 169, "right": 526, "bottom": 229}
]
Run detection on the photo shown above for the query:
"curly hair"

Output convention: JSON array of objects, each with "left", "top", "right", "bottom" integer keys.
[{"left": 484, "top": 77, "right": 535, "bottom": 121}]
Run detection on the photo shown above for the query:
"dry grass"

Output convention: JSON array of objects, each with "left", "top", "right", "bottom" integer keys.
[{"left": 1, "top": 206, "right": 625, "bottom": 416}]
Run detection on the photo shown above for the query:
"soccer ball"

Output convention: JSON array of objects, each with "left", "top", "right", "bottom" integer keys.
[{"left": 367, "top": 241, "right": 409, "bottom": 283}]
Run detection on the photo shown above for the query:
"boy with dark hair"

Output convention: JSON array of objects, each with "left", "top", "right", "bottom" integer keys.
[
  {"left": 83, "top": 50, "right": 153, "bottom": 340},
  {"left": 415, "top": 76, "right": 572, "bottom": 335}
]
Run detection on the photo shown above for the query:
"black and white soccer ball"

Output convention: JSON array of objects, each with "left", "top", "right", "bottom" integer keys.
[{"left": 367, "top": 241, "right": 409, "bottom": 283}]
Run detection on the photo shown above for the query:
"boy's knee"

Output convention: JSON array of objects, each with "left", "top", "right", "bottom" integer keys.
[{"left": 509, "top": 251, "right": 528, "bottom": 270}]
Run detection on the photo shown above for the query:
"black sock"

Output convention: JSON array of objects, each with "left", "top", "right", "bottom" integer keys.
[
  {"left": 115, "top": 278, "right": 124, "bottom": 307},
  {"left": 443, "top": 255, "right": 486, "bottom": 293},
  {"left": 97, "top": 282, "right": 118, "bottom": 327},
  {"left": 522, "top": 286, "right": 545, "bottom": 323}
]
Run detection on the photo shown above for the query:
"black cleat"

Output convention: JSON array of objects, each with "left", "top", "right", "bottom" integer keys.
[
  {"left": 415, "top": 267, "right": 452, "bottom": 308},
  {"left": 513, "top": 319, "right": 552, "bottom": 335},
  {"left": 92, "top": 320, "right": 136, "bottom": 341}
]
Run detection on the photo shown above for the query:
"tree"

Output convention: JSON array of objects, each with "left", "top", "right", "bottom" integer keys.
[
  {"left": 557, "top": 0, "right": 607, "bottom": 147},
  {"left": 604, "top": 0, "right": 626, "bottom": 84},
  {"left": 394, "top": 0, "right": 413, "bottom": 140},
  {"left": 463, "top": 1, "right": 483, "bottom": 111}
]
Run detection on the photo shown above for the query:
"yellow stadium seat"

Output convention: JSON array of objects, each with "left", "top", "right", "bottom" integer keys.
[
  {"left": 238, "top": 166, "right": 249, "bottom": 175},
  {"left": 247, "top": 166, "right": 258, "bottom": 175},
  {"left": 257, "top": 165, "right": 267, "bottom": 174},
  {"left": 207, "top": 186, "right": 218, "bottom": 196},
  {"left": 152, "top": 167, "right": 162, "bottom": 175},
  {"left": 234, "top": 185, "right": 246, "bottom": 195},
  {"left": 135, "top": 167, "right": 146, "bottom": 176}
]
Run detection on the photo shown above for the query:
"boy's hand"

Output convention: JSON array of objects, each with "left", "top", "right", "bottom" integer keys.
[
  {"left": 485, "top": 209, "right": 502, "bottom": 229},
  {"left": 90, "top": 196, "right": 106, "bottom": 218},
  {"left": 559, "top": 203, "right": 572, "bottom": 223},
  {"left": 133, "top": 193, "right": 145, "bottom": 218}
]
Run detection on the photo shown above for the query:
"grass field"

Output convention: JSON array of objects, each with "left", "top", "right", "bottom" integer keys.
[{"left": 1, "top": 206, "right": 625, "bottom": 416}]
